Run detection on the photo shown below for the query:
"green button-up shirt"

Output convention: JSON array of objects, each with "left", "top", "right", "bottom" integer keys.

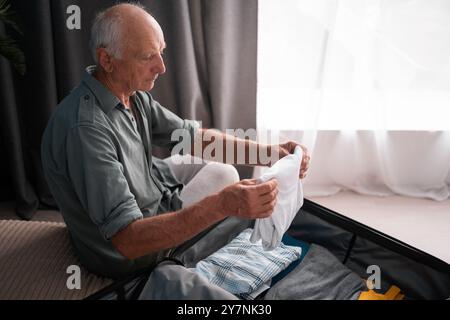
[{"left": 41, "top": 66, "right": 199, "bottom": 278}]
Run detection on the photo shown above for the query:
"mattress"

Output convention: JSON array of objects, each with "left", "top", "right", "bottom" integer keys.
[{"left": 0, "top": 220, "right": 113, "bottom": 300}]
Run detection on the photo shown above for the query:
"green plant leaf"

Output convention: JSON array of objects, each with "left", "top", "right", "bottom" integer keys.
[
  {"left": 0, "top": 0, "right": 23, "bottom": 35},
  {"left": 0, "top": 35, "right": 26, "bottom": 75}
]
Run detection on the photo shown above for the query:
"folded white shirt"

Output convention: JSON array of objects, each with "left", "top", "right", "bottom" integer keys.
[{"left": 250, "top": 146, "right": 304, "bottom": 250}]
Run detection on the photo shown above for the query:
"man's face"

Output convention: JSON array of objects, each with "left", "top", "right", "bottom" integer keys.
[{"left": 111, "top": 17, "right": 166, "bottom": 93}]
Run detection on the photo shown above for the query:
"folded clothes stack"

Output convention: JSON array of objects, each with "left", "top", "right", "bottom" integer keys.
[
  {"left": 194, "top": 228, "right": 405, "bottom": 300},
  {"left": 194, "top": 228, "right": 302, "bottom": 300}
]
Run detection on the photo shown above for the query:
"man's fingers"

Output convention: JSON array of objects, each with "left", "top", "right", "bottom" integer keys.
[
  {"left": 253, "top": 199, "right": 277, "bottom": 218},
  {"left": 301, "top": 155, "right": 310, "bottom": 166},
  {"left": 259, "top": 189, "right": 278, "bottom": 205},
  {"left": 301, "top": 162, "right": 309, "bottom": 172},
  {"left": 239, "top": 178, "right": 258, "bottom": 186},
  {"left": 294, "top": 143, "right": 308, "bottom": 157},
  {"left": 300, "top": 154, "right": 310, "bottom": 178},
  {"left": 260, "top": 199, "right": 277, "bottom": 216},
  {"left": 252, "top": 179, "right": 278, "bottom": 195}
]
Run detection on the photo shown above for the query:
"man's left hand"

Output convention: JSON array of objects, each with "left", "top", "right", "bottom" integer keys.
[{"left": 277, "top": 141, "right": 310, "bottom": 179}]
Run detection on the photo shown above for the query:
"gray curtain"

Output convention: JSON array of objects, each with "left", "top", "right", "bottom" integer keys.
[{"left": 0, "top": 0, "right": 257, "bottom": 219}]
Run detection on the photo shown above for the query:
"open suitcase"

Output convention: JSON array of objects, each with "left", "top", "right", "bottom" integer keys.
[{"left": 86, "top": 199, "right": 450, "bottom": 300}]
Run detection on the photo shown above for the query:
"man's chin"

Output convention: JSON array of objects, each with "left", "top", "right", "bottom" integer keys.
[{"left": 140, "top": 81, "right": 155, "bottom": 91}]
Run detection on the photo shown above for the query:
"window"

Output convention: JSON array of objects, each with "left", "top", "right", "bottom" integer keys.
[{"left": 258, "top": 0, "right": 450, "bottom": 130}]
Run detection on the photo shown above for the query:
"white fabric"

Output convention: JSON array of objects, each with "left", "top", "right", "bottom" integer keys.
[{"left": 250, "top": 146, "right": 304, "bottom": 250}]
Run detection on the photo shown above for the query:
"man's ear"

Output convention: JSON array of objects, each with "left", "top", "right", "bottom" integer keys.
[{"left": 96, "top": 47, "right": 113, "bottom": 73}]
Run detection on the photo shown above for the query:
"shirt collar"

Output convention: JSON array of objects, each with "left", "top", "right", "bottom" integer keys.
[{"left": 82, "top": 65, "right": 122, "bottom": 114}]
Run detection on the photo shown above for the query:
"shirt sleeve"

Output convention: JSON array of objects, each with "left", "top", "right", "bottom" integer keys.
[
  {"left": 66, "top": 124, "right": 143, "bottom": 240},
  {"left": 146, "top": 93, "right": 200, "bottom": 152}
]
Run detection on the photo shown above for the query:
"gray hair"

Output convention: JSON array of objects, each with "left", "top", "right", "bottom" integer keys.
[{"left": 89, "top": 2, "right": 146, "bottom": 64}]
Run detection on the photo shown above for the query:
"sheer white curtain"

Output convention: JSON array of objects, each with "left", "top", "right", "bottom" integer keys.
[{"left": 257, "top": 0, "right": 450, "bottom": 200}]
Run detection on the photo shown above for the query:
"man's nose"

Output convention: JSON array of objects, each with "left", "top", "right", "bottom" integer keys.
[{"left": 153, "top": 53, "right": 166, "bottom": 75}]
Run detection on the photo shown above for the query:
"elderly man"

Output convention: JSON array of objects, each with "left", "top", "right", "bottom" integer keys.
[{"left": 41, "top": 3, "right": 309, "bottom": 279}]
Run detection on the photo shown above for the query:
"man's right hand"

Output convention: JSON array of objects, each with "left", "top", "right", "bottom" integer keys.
[{"left": 216, "top": 178, "right": 278, "bottom": 219}]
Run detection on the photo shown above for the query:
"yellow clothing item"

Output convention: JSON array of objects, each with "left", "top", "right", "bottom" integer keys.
[{"left": 358, "top": 285, "right": 405, "bottom": 300}]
